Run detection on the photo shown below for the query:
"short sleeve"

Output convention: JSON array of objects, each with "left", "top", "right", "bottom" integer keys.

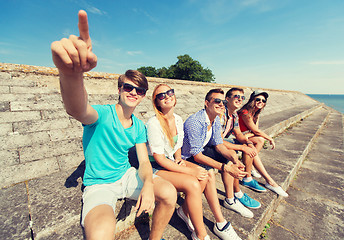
[
  {"left": 134, "top": 117, "right": 147, "bottom": 144},
  {"left": 146, "top": 117, "right": 165, "bottom": 155}
]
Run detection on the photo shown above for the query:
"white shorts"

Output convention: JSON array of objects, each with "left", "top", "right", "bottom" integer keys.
[{"left": 81, "top": 167, "right": 157, "bottom": 226}]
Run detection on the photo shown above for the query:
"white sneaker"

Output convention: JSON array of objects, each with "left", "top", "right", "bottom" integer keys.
[
  {"left": 213, "top": 222, "right": 242, "bottom": 240},
  {"left": 176, "top": 207, "right": 195, "bottom": 232},
  {"left": 265, "top": 183, "right": 289, "bottom": 197},
  {"left": 251, "top": 169, "right": 262, "bottom": 178},
  {"left": 223, "top": 198, "right": 254, "bottom": 218},
  {"left": 191, "top": 231, "right": 211, "bottom": 240}
]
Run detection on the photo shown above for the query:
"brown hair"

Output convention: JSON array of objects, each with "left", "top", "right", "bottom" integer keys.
[
  {"left": 238, "top": 93, "right": 266, "bottom": 122},
  {"left": 225, "top": 88, "right": 244, "bottom": 99},
  {"left": 204, "top": 88, "right": 224, "bottom": 109},
  {"left": 118, "top": 70, "right": 148, "bottom": 90},
  {"left": 152, "top": 84, "right": 176, "bottom": 148}
]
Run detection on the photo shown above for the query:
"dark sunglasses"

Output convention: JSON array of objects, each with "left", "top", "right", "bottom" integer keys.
[
  {"left": 122, "top": 83, "right": 147, "bottom": 96},
  {"left": 156, "top": 89, "right": 175, "bottom": 100},
  {"left": 232, "top": 95, "right": 246, "bottom": 100},
  {"left": 255, "top": 98, "right": 266, "bottom": 103},
  {"left": 212, "top": 98, "right": 228, "bottom": 105}
]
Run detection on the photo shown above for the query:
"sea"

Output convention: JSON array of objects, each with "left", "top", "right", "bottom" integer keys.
[{"left": 307, "top": 94, "right": 344, "bottom": 114}]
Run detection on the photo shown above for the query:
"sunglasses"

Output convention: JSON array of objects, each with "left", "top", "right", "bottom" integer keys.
[
  {"left": 156, "top": 89, "right": 175, "bottom": 100},
  {"left": 232, "top": 95, "right": 246, "bottom": 100},
  {"left": 122, "top": 83, "right": 147, "bottom": 96},
  {"left": 255, "top": 98, "right": 266, "bottom": 103},
  {"left": 212, "top": 98, "right": 228, "bottom": 105}
]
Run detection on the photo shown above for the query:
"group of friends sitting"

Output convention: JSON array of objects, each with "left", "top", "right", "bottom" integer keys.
[{"left": 51, "top": 10, "right": 288, "bottom": 240}]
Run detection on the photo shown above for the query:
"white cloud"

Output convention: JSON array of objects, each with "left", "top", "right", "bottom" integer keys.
[
  {"left": 127, "top": 51, "right": 143, "bottom": 56},
  {"left": 86, "top": 6, "right": 106, "bottom": 15}
]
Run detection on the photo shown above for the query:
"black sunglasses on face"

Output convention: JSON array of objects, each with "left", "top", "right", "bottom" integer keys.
[
  {"left": 255, "top": 98, "right": 266, "bottom": 103},
  {"left": 212, "top": 98, "right": 228, "bottom": 105},
  {"left": 122, "top": 83, "right": 147, "bottom": 96},
  {"left": 156, "top": 89, "right": 175, "bottom": 100},
  {"left": 232, "top": 95, "right": 246, "bottom": 100}
]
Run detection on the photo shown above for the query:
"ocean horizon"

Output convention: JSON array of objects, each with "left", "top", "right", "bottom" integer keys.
[{"left": 307, "top": 94, "right": 344, "bottom": 114}]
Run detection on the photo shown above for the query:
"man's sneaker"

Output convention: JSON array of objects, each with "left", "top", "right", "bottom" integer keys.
[
  {"left": 251, "top": 169, "right": 262, "bottom": 178},
  {"left": 176, "top": 207, "right": 195, "bottom": 232},
  {"left": 191, "top": 231, "right": 211, "bottom": 240},
  {"left": 236, "top": 193, "right": 261, "bottom": 209},
  {"left": 213, "top": 222, "right": 242, "bottom": 240},
  {"left": 265, "top": 183, "right": 289, "bottom": 197},
  {"left": 223, "top": 198, "right": 253, "bottom": 218},
  {"left": 240, "top": 179, "right": 267, "bottom": 192}
]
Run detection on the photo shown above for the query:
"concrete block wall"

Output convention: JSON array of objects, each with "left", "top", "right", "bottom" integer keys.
[{"left": 0, "top": 63, "right": 319, "bottom": 189}]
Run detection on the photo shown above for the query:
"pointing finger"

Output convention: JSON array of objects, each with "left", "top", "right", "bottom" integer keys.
[{"left": 78, "top": 10, "right": 91, "bottom": 48}]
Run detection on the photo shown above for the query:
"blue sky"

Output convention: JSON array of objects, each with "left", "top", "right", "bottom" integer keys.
[{"left": 1, "top": 0, "right": 343, "bottom": 94}]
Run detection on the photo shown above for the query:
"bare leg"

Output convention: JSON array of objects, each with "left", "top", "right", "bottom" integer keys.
[
  {"left": 157, "top": 170, "right": 208, "bottom": 239},
  {"left": 203, "top": 169, "right": 225, "bottom": 223},
  {"left": 149, "top": 177, "right": 177, "bottom": 240},
  {"left": 84, "top": 204, "right": 116, "bottom": 240},
  {"left": 221, "top": 171, "right": 234, "bottom": 199},
  {"left": 249, "top": 136, "right": 278, "bottom": 187},
  {"left": 242, "top": 152, "right": 253, "bottom": 178}
]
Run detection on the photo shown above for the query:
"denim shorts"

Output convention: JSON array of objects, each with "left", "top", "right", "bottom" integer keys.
[{"left": 186, "top": 146, "right": 229, "bottom": 170}]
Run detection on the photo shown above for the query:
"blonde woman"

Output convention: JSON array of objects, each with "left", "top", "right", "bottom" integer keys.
[{"left": 146, "top": 84, "right": 210, "bottom": 240}]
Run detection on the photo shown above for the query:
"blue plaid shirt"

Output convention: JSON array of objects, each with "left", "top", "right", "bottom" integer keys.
[{"left": 181, "top": 109, "right": 223, "bottom": 159}]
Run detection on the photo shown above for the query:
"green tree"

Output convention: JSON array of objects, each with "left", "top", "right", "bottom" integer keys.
[
  {"left": 171, "top": 54, "right": 215, "bottom": 82},
  {"left": 137, "top": 66, "right": 158, "bottom": 77},
  {"left": 137, "top": 54, "right": 215, "bottom": 82}
]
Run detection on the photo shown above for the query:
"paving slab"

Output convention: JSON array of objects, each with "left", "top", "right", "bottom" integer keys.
[
  {"left": 0, "top": 183, "right": 32, "bottom": 240},
  {"left": 265, "top": 111, "right": 344, "bottom": 240},
  {"left": 29, "top": 165, "right": 85, "bottom": 239}
]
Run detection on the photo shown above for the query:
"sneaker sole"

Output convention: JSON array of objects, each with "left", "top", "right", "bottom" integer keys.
[{"left": 240, "top": 182, "right": 267, "bottom": 192}]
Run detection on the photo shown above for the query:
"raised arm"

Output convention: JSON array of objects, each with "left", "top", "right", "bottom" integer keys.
[{"left": 51, "top": 10, "right": 98, "bottom": 125}]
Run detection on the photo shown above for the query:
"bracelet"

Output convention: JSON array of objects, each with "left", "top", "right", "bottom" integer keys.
[
  {"left": 247, "top": 142, "right": 253, "bottom": 145},
  {"left": 221, "top": 163, "right": 225, "bottom": 172}
]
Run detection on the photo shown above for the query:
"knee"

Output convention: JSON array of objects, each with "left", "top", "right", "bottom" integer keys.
[
  {"left": 185, "top": 177, "right": 202, "bottom": 194},
  {"left": 208, "top": 170, "right": 216, "bottom": 183},
  {"left": 84, "top": 216, "right": 115, "bottom": 240},
  {"left": 155, "top": 180, "right": 177, "bottom": 206},
  {"left": 257, "top": 137, "right": 265, "bottom": 145}
]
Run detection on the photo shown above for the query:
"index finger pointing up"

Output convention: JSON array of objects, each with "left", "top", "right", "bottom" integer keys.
[{"left": 78, "top": 10, "right": 91, "bottom": 47}]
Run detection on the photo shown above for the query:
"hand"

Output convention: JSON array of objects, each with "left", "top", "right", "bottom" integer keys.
[
  {"left": 224, "top": 163, "right": 247, "bottom": 179},
  {"left": 191, "top": 166, "right": 209, "bottom": 181},
  {"left": 269, "top": 139, "right": 276, "bottom": 150},
  {"left": 243, "top": 145, "right": 257, "bottom": 158},
  {"left": 51, "top": 10, "right": 97, "bottom": 75},
  {"left": 234, "top": 161, "right": 245, "bottom": 170},
  {"left": 134, "top": 181, "right": 155, "bottom": 217}
]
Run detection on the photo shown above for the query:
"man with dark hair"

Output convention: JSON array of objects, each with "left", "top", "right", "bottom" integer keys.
[
  {"left": 51, "top": 10, "right": 176, "bottom": 240},
  {"left": 182, "top": 88, "right": 245, "bottom": 240}
]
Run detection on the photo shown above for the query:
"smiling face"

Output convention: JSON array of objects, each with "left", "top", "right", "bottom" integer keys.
[
  {"left": 254, "top": 95, "right": 267, "bottom": 109},
  {"left": 154, "top": 85, "right": 176, "bottom": 112},
  {"left": 226, "top": 90, "right": 245, "bottom": 111},
  {"left": 205, "top": 92, "right": 226, "bottom": 117},
  {"left": 118, "top": 80, "right": 145, "bottom": 108}
]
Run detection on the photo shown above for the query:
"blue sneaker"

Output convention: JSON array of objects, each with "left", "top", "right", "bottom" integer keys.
[
  {"left": 236, "top": 193, "right": 261, "bottom": 209},
  {"left": 240, "top": 179, "right": 267, "bottom": 192}
]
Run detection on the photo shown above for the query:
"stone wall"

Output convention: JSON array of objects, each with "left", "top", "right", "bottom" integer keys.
[{"left": 0, "top": 63, "right": 318, "bottom": 189}]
